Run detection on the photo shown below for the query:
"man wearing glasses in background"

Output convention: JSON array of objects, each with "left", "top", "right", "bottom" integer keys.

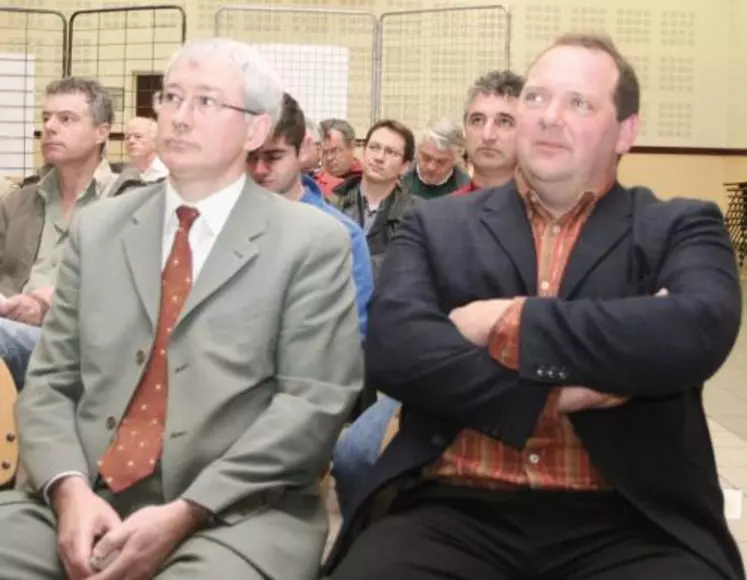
[{"left": 331, "top": 119, "right": 418, "bottom": 283}]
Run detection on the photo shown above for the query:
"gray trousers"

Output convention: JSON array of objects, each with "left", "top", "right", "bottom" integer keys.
[{"left": 0, "top": 471, "right": 267, "bottom": 579}]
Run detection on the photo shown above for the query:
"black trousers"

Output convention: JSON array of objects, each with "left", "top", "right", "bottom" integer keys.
[{"left": 330, "top": 484, "right": 725, "bottom": 580}]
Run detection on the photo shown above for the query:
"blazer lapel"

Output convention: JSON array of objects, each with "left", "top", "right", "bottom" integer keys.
[
  {"left": 559, "top": 184, "right": 633, "bottom": 298},
  {"left": 176, "top": 180, "right": 267, "bottom": 325},
  {"left": 479, "top": 184, "right": 538, "bottom": 295},
  {"left": 122, "top": 189, "right": 166, "bottom": 329}
]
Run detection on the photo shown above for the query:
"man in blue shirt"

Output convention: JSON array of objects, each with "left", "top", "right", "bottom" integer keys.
[{"left": 248, "top": 93, "right": 373, "bottom": 339}]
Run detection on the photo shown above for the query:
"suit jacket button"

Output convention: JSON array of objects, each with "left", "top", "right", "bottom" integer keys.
[
  {"left": 558, "top": 369, "right": 568, "bottom": 380},
  {"left": 536, "top": 366, "right": 546, "bottom": 378},
  {"left": 106, "top": 416, "right": 116, "bottom": 430},
  {"left": 135, "top": 350, "right": 145, "bottom": 365},
  {"left": 547, "top": 368, "right": 558, "bottom": 380},
  {"left": 431, "top": 434, "right": 446, "bottom": 447}
]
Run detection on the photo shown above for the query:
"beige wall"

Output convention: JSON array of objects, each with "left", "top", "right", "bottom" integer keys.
[{"left": 3, "top": 0, "right": 746, "bottom": 208}]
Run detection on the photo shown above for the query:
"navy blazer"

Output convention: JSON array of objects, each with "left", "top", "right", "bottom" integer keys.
[{"left": 324, "top": 181, "right": 744, "bottom": 580}]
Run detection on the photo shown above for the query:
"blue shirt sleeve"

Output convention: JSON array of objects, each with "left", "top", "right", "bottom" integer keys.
[{"left": 348, "top": 227, "right": 373, "bottom": 340}]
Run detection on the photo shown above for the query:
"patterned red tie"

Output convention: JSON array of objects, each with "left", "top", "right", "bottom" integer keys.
[{"left": 98, "top": 205, "right": 200, "bottom": 493}]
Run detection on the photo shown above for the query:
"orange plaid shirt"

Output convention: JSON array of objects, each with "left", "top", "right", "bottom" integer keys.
[{"left": 429, "top": 176, "right": 610, "bottom": 490}]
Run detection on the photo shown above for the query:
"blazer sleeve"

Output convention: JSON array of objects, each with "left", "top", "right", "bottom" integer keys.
[
  {"left": 16, "top": 212, "right": 90, "bottom": 491},
  {"left": 518, "top": 201, "right": 742, "bottom": 397},
  {"left": 366, "top": 207, "right": 547, "bottom": 448},
  {"left": 181, "top": 221, "right": 363, "bottom": 519}
]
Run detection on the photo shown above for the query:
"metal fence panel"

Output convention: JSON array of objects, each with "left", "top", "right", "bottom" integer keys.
[
  {"left": 67, "top": 5, "right": 186, "bottom": 162},
  {"left": 215, "top": 6, "right": 378, "bottom": 139},
  {"left": 377, "top": 5, "right": 511, "bottom": 133},
  {"left": 0, "top": 8, "right": 66, "bottom": 180}
]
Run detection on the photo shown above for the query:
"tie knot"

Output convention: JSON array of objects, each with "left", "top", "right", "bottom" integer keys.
[{"left": 176, "top": 205, "right": 200, "bottom": 230}]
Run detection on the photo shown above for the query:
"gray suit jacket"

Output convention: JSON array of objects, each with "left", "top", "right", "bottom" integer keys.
[{"left": 16, "top": 178, "right": 363, "bottom": 579}]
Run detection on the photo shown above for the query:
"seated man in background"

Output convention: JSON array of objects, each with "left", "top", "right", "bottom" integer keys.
[
  {"left": 124, "top": 116, "right": 169, "bottom": 182},
  {"left": 401, "top": 117, "right": 470, "bottom": 199},
  {"left": 331, "top": 69, "right": 524, "bottom": 520},
  {"left": 326, "top": 33, "right": 744, "bottom": 580},
  {"left": 0, "top": 77, "right": 141, "bottom": 388},
  {"left": 300, "top": 116, "right": 323, "bottom": 176},
  {"left": 331, "top": 119, "right": 418, "bottom": 282},
  {"left": 249, "top": 92, "right": 373, "bottom": 339},
  {"left": 453, "top": 70, "right": 524, "bottom": 194},
  {"left": 0, "top": 37, "right": 362, "bottom": 580},
  {"left": 316, "top": 118, "right": 363, "bottom": 196}
]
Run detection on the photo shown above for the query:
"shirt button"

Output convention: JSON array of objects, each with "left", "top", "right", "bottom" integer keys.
[
  {"left": 106, "top": 416, "right": 116, "bottom": 430},
  {"left": 528, "top": 453, "right": 540, "bottom": 465},
  {"left": 135, "top": 350, "right": 145, "bottom": 365},
  {"left": 540, "top": 280, "right": 550, "bottom": 291},
  {"left": 551, "top": 225, "right": 561, "bottom": 235}
]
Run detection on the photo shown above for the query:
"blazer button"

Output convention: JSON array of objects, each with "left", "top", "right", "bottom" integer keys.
[
  {"left": 431, "top": 434, "right": 446, "bottom": 447},
  {"left": 105, "top": 416, "right": 116, "bottom": 430},
  {"left": 135, "top": 350, "right": 145, "bottom": 365},
  {"left": 558, "top": 369, "right": 569, "bottom": 380},
  {"left": 547, "top": 368, "right": 558, "bottom": 380},
  {"left": 536, "top": 366, "right": 546, "bottom": 378}
]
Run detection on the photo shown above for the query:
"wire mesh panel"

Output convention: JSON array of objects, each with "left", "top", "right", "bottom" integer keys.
[
  {"left": 67, "top": 5, "right": 186, "bottom": 163},
  {"left": 0, "top": 8, "right": 66, "bottom": 180},
  {"left": 215, "top": 6, "right": 378, "bottom": 139},
  {"left": 377, "top": 5, "right": 511, "bottom": 133}
]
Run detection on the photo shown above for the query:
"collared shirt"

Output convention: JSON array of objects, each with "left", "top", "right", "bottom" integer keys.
[
  {"left": 23, "top": 159, "right": 118, "bottom": 293},
  {"left": 162, "top": 174, "right": 245, "bottom": 279},
  {"left": 141, "top": 156, "right": 169, "bottom": 183},
  {"left": 430, "top": 170, "right": 612, "bottom": 491}
]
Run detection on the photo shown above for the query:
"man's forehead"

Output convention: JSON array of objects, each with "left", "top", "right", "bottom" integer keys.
[
  {"left": 419, "top": 140, "right": 452, "bottom": 159},
  {"left": 44, "top": 92, "right": 88, "bottom": 112},
  {"left": 467, "top": 93, "right": 517, "bottom": 116},
  {"left": 260, "top": 136, "right": 293, "bottom": 152},
  {"left": 526, "top": 45, "right": 619, "bottom": 90}
]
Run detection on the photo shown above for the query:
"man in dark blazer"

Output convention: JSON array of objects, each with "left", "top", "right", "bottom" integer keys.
[{"left": 325, "top": 32, "right": 744, "bottom": 580}]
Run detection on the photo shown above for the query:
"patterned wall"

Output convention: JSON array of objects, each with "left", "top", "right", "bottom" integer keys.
[{"left": 0, "top": 0, "right": 741, "bottom": 173}]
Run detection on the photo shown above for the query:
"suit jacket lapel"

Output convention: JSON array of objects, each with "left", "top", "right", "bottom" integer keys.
[
  {"left": 479, "top": 184, "right": 537, "bottom": 295},
  {"left": 559, "top": 184, "right": 633, "bottom": 298},
  {"left": 122, "top": 188, "right": 165, "bottom": 329},
  {"left": 176, "top": 179, "right": 267, "bottom": 326}
]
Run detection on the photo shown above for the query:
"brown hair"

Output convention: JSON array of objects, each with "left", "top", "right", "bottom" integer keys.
[
  {"left": 364, "top": 119, "right": 416, "bottom": 163},
  {"left": 540, "top": 33, "right": 640, "bottom": 122}
]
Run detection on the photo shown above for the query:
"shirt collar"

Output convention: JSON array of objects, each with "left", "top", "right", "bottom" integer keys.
[
  {"left": 37, "top": 158, "right": 114, "bottom": 202},
  {"left": 164, "top": 173, "right": 246, "bottom": 237},
  {"left": 141, "top": 156, "right": 169, "bottom": 182},
  {"left": 514, "top": 167, "right": 607, "bottom": 223}
]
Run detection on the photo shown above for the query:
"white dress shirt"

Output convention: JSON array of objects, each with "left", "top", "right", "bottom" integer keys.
[
  {"left": 162, "top": 174, "right": 245, "bottom": 278},
  {"left": 140, "top": 156, "right": 170, "bottom": 182},
  {"left": 42, "top": 174, "right": 246, "bottom": 502}
]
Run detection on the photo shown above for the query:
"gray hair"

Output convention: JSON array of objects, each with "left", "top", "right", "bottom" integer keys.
[
  {"left": 320, "top": 118, "right": 356, "bottom": 145},
  {"left": 164, "top": 38, "right": 284, "bottom": 124},
  {"left": 419, "top": 117, "right": 464, "bottom": 154},
  {"left": 305, "top": 117, "right": 321, "bottom": 144},
  {"left": 464, "top": 70, "right": 525, "bottom": 118},
  {"left": 45, "top": 77, "right": 114, "bottom": 125}
]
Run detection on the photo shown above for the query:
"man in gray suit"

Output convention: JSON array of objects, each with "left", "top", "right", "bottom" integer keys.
[{"left": 0, "top": 38, "right": 362, "bottom": 580}]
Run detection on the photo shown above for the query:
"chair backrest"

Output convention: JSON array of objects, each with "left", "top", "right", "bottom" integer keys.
[{"left": 0, "top": 360, "right": 18, "bottom": 487}]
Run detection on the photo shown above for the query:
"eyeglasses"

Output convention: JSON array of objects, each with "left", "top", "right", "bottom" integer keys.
[
  {"left": 366, "top": 141, "right": 403, "bottom": 159},
  {"left": 152, "top": 90, "right": 261, "bottom": 117}
]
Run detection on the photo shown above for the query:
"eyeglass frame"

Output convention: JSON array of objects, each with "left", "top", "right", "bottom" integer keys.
[
  {"left": 152, "top": 90, "right": 262, "bottom": 117},
  {"left": 365, "top": 140, "right": 404, "bottom": 159}
]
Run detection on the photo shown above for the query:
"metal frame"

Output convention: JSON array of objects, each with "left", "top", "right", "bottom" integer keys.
[
  {"left": 214, "top": 5, "right": 380, "bottom": 126},
  {"left": 66, "top": 5, "right": 187, "bottom": 77},
  {"left": 376, "top": 4, "right": 511, "bottom": 122}
]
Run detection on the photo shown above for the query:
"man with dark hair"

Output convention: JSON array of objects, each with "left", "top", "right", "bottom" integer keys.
[
  {"left": 248, "top": 93, "right": 373, "bottom": 339},
  {"left": 454, "top": 70, "right": 524, "bottom": 195},
  {"left": 326, "top": 33, "right": 744, "bottom": 580},
  {"left": 0, "top": 77, "right": 141, "bottom": 390},
  {"left": 331, "top": 119, "right": 418, "bottom": 282},
  {"left": 316, "top": 118, "right": 363, "bottom": 196}
]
